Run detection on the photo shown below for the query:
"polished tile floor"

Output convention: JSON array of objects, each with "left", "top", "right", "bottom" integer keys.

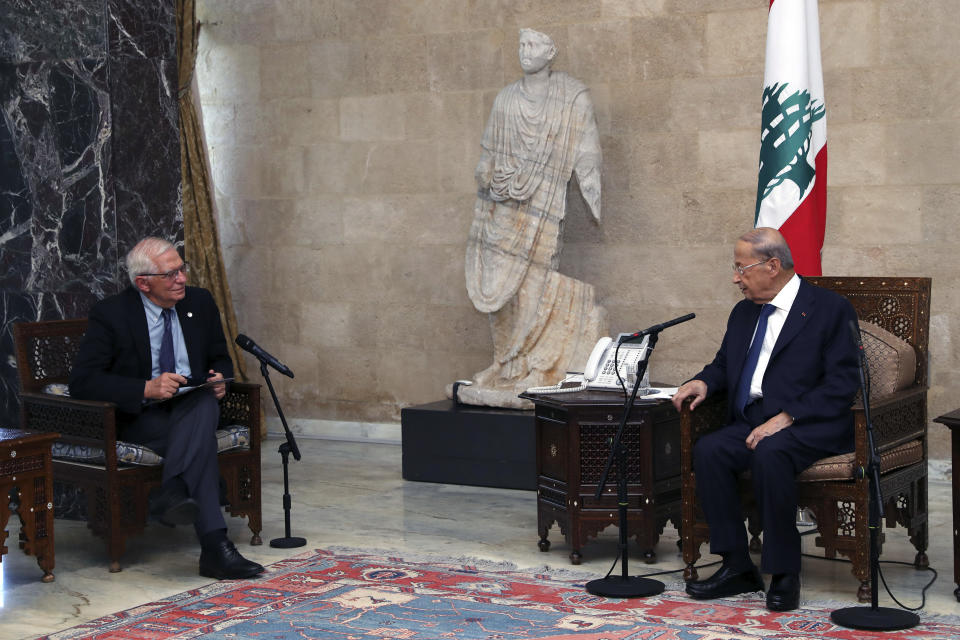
[{"left": 1, "top": 438, "right": 956, "bottom": 639}]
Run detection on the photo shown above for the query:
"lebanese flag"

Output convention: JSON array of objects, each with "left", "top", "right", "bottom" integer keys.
[{"left": 754, "top": 0, "right": 827, "bottom": 276}]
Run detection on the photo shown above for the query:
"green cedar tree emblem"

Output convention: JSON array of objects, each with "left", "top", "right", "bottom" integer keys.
[{"left": 754, "top": 83, "right": 825, "bottom": 222}]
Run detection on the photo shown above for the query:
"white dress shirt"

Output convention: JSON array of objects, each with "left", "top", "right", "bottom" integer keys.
[{"left": 748, "top": 273, "right": 801, "bottom": 401}]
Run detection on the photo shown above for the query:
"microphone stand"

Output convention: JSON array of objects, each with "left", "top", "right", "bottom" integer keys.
[
  {"left": 831, "top": 325, "right": 918, "bottom": 630},
  {"left": 257, "top": 360, "right": 306, "bottom": 549},
  {"left": 585, "top": 331, "right": 664, "bottom": 598}
]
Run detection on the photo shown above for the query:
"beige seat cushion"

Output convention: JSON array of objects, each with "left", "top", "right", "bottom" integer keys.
[
  {"left": 797, "top": 439, "right": 923, "bottom": 482},
  {"left": 859, "top": 320, "right": 916, "bottom": 400}
]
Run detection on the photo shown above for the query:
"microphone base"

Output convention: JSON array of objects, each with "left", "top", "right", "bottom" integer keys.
[
  {"left": 830, "top": 606, "right": 919, "bottom": 631},
  {"left": 585, "top": 576, "right": 664, "bottom": 598},
  {"left": 270, "top": 536, "right": 307, "bottom": 549}
]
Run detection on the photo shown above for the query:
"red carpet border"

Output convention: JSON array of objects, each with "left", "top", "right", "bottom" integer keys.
[{"left": 38, "top": 548, "right": 960, "bottom": 639}]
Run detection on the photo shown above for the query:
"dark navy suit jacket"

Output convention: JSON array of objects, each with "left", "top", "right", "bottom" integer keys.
[
  {"left": 69, "top": 286, "right": 233, "bottom": 419},
  {"left": 693, "top": 278, "right": 860, "bottom": 455}
]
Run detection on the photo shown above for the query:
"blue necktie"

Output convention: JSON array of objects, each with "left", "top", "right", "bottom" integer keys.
[
  {"left": 734, "top": 304, "right": 775, "bottom": 418},
  {"left": 159, "top": 308, "right": 176, "bottom": 374}
]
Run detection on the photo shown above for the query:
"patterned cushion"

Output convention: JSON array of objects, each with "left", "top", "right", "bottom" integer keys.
[
  {"left": 215, "top": 425, "right": 250, "bottom": 452},
  {"left": 858, "top": 320, "right": 916, "bottom": 400},
  {"left": 44, "top": 383, "right": 70, "bottom": 396},
  {"left": 41, "top": 384, "right": 249, "bottom": 466},
  {"left": 797, "top": 439, "right": 923, "bottom": 482},
  {"left": 51, "top": 425, "right": 250, "bottom": 467}
]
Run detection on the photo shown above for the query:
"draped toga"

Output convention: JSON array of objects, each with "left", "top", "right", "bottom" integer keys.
[{"left": 462, "top": 71, "right": 606, "bottom": 400}]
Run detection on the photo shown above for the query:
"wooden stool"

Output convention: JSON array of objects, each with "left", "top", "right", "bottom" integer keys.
[{"left": 0, "top": 427, "right": 58, "bottom": 582}]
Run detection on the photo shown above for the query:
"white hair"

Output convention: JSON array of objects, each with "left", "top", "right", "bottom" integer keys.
[
  {"left": 740, "top": 227, "right": 795, "bottom": 270},
  {"left": 125, "top": 237, "right": 176, "bottom": 285}
]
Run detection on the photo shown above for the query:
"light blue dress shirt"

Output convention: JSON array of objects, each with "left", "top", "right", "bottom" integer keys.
[{"left": 140, "top": 292, "right": 192, "bottom": 379}]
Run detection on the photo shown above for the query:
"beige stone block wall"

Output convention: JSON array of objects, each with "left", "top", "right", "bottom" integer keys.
[{"left": 196, "top": 0, "right": 959, "bottom": 456}]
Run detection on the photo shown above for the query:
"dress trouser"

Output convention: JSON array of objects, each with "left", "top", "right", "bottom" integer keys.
[
  {"left": 122, "top": 390, "right": 226, "bottom": 538},
  {"left": 692, "top": 403, "right": 833, "bottom": 575}
]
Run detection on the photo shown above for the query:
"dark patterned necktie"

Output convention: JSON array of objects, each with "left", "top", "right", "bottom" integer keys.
[
  {"left": 159, "top": 308, "right": 175, "bottom": 374},
  {"left": 734, "top": 304, "right": 775, "bottom": 418}
]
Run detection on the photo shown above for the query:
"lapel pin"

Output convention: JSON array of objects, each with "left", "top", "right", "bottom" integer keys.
[
  {"left": 801, "top": 312, "right": 806, "bottom": 317},
  {"left": 187, "top": 312, "right": 193, "bottom": 318}
]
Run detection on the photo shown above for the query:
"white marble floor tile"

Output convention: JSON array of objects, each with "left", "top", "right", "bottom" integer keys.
[{"left": 0, "top": 438, "right": 955, "bottom": 639}]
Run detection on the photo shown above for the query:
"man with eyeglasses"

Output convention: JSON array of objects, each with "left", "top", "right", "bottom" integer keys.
[
  {"left": 69, "top": 237, "right": 264, "bottom": 580},
  {"left": 672, "top": 227, "right": 859, "bottom": 611}
]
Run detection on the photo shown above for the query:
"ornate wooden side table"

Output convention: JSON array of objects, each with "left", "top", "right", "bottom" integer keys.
[
  {"left": 0, "top": 427, "right": 58, "bottom": 582},
  {"left": 519, "top": 390, "right": 681, "bottom": 564},
  {"left": 933, "top": 409, "right": 960, "bottom": 601}
]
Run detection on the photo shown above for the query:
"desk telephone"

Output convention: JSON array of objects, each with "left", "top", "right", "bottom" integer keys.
[{"left": 526, "top": 334, "right": 651, "bottom": 394}]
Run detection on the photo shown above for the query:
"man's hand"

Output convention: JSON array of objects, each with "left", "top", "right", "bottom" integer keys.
[
  {"left": 745, "top": 411, "right": 793, "bottom": 450},
  {"left": 144, "top": 372, "right": 187, "bottom": 400},
  {"left": 206, "top": 369, "right": 227, "bottom": 400},
  {"left": 672, "top": 379, "right": 708, "bottom": 412}
]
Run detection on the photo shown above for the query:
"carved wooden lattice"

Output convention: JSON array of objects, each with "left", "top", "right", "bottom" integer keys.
[
  {"left": 27, "top": 335, "right": 83, "bottom": 383},
  {"left": 0, "top": 454, "right": 43, "bottom": 476},
  {"left": 872, "top": 395, "right": 926, "bottom": 446},
  {"left": 32, "top": 475, "right": 49, "bottom": 540},
  {"left": 579, "top": 424, "right": 642, "bottom": 484},
  {"left": 13, "top": 319, "right": 90, "bottom": 392},
  {"left": 806, "top": 277, "right": 930, "bottom": 387},
  {"left": 221, "top": 389, "right": 252, "bottom": 427},
  {"left": 24, "top": 401, "right": 111, "bottom": 440},
  {"left": 835, "top": 500, "right": 858, "bottom": 537}
]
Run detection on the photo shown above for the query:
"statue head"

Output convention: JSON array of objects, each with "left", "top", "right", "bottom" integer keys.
[{"left": 518, "top": 28, "right": 557, "bottom": 74}]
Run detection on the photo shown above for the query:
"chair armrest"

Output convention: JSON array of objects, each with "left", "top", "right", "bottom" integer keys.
[
  {"left": 679, "top": 393, "right": 728, "bottom": 473},
  {"left": 851, "top": 384, "right": 927, "bottom": 457},
  {"left": 853, "top": 384, "right": 927, "bottom": 413},
  {"left": 19, "top": 391, "right": 123, "bottom": 469}
]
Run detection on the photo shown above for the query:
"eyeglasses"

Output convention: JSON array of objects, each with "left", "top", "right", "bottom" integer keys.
[
  {"left": 732, "top": 258, "right": 770, "bottom": 276},
  {"left": 138, "top": 262, "right": 189, "bottom": 280}
]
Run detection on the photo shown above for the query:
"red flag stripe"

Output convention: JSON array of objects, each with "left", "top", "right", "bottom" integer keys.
[{"left": 778, "top": 144, "right": 827, "bottom": 276}]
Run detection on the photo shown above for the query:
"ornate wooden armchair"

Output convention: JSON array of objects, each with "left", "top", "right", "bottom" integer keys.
[
  {"left": 680, "top": 277, "right": 930, "bottom": 601},
  {"left": 13, "top": 318, "right": 263, "bottom": 572}
]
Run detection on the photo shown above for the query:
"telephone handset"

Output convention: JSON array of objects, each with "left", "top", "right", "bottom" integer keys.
[{"left": 525, "top": 334, "right": 651, "bottom": 394}]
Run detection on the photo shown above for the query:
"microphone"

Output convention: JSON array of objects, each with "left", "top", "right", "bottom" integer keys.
[
  {"left": 849, "top": 320, "right": 867, "bottom": 368},
  {"left": 236, "top": 334, "right": 295, "bottom": 378},
  {"left": 619, "top": 313, "right": 696, "bottom": 343},
  {"left": 849, "top": 319, "right": 864, "bottom": 351}
]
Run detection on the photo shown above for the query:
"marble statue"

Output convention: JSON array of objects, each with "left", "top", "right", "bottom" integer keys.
[{"left": 457, "top": 28, "right": 608, "bottom": 409}]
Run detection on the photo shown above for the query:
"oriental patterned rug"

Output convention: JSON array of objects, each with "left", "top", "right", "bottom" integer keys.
[{"left": 39, "top": 549, "right": 959, "bottom": 639}]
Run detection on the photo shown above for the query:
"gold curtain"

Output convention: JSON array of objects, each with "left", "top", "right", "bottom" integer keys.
[{"left": 176, "top": 0, "right": 248, "bottom": 383}]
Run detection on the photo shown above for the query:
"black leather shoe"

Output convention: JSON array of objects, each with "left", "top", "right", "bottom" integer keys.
[
  {"left": 686, "top": 565, "right": 764, "bottom": 600},
  {"left": 149, "top": 484, "right": 199, "bottom": 527},
  {"left": 766, "top": 573, "right": 800, "bottom": 611},
  {"left": 199, "top": 539, "right": 265, "bottom": 580}
]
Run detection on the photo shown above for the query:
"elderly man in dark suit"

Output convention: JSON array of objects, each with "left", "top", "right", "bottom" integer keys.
[
  {"left": 70, "top": 237, "right": 263, "bottom": 580},
  {"left": 672, "top": 227, "right": 859, "bottom": 611}
]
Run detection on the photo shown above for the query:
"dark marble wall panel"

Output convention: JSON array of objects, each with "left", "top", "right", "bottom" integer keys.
[
  {"left": 109, "top": 0, "right": 181, "bottom": 254},
  {"left": 0, "top": 0, "right": 107, "bottom": 64},
  {"left": 0, "top": 59, "right": 118, "bottom": 296},
  {"left": 0, "top": 88, "right": 32, "bottom": 262},
  {"left": 0, "top": 0, "right": 181, "bottom": 427},
  {"left": 110, "top": 56, "right": 181, "bottom": 252},
  {"left": 108, "top": 0, "right": 176, "bottom": 61}
]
